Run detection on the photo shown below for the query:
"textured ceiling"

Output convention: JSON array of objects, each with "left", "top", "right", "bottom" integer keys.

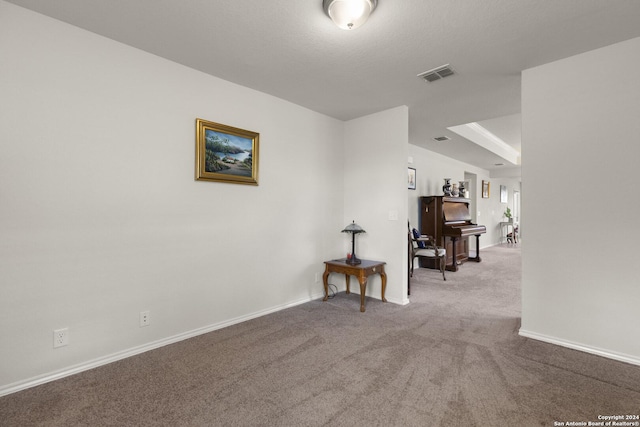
[{"left": 7, "top": 0, "right": 640, "bottom": 174}]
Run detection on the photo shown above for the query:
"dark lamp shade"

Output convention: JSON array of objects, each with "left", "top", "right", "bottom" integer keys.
[{"left": 341, "top": 221, "right": 366, "bottom": 234}]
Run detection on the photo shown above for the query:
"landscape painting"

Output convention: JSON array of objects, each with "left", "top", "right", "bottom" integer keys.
[{"left": 196, "top": 119, "right": 259, "bottom": 185}]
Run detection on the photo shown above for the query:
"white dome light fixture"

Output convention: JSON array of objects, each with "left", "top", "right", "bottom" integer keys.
[{"left": 323, "top": 0, "right": 378, "bottom": 30}]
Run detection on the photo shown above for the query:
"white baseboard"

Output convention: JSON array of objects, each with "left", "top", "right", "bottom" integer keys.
[
  {"left": 0, "top": 292, "right": 327, "bottom": 397},
  {"left": 518, "top": 329, "right": 640, "bottom": 367}
]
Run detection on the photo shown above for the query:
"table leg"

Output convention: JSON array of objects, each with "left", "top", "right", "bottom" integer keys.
[
  {"left": 358, "top": 277, "right": 367, "bottom": 312},
  {"left": 380, "top": 270, "right": 387, "bottom": 302},
  {"left": 345, "top": 274, "right": 350, "bottom": 294},
  {"left": 322, "top": 267, "right": 330, "bottom": 302}
]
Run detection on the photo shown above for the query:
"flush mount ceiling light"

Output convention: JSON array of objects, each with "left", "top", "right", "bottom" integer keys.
[{"left": 323, "top": 0, "right": 378, "bottom": 30}]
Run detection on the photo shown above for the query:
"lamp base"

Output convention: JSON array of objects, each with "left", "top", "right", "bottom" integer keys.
[{"left": 346, "top": 256, "right": 362, "bottom": 265}]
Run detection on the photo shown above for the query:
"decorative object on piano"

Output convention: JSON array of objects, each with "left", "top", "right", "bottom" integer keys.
[
  {"left": 500, "top": 185, "right": 508, "bottom": 203},
  {"left": 341, "top": 221, "right": 366, "bottom": 265},
  {"left": 504, "top": 207, "right": 512, "bottom": 221},
  {"left": 459, "top": 181, "right": 469, "bottom": 198},
  {"left": 443, "top": 178, "right": 452, "bottom": 196},
  {"left": 451, "top": 183, "right": 459, "bottom": 197},
  {"left": 482, "top": 180, "right": 490, "bottom": 198},
  {"left": 408, "top": 167, "right": 416, "bottom": 190},
  {"left": 195, "top": 118, "right": 259, "bottom": 186}
]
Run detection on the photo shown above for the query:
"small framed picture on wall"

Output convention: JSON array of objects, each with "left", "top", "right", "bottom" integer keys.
[
  {"left": 408, "top": 167, "right": 416, "bottom": 190},
  {"left": 500, "top": 185, "right": 507, "bottom": 203},
  {"left": 482, "top": 180, "right": 490, "bottom": 198}
]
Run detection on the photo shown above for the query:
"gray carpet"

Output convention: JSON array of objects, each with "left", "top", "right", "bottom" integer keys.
[{"left": 1, "top": 245, "right": 639, "bottom": 426}]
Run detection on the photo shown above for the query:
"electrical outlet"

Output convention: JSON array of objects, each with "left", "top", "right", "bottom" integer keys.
[
  {"left": 140, "top": 311, "right": 150, "bottom": 327},
  {"left": 53, "top": 328, "right": 69, "bottom": 348},
  {"left": 315, "top": 272, "right": 320, "bottom": 283}
]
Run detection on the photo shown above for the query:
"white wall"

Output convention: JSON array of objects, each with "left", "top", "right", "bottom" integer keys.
[
  {"left": 0, "top": 2, "right": 349, "bottom": 393},
  {"left": 344, "top": 107, "right": 409, "bottom": 305},
  {"left": 520, "top": 37, "right": 640, "bottom": 364}
]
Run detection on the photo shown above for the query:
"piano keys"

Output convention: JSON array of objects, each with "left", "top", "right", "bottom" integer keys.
[{"left": 419, "top": 196, "right": 487, "bottom": 271}]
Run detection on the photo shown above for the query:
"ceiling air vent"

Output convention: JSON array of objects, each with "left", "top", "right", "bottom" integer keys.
[
  {"left": 418, "top": 64, "right": 456, "bottom": 83},
  {"left": 433, "top": 136, "right": 451, "bottom": 142}
]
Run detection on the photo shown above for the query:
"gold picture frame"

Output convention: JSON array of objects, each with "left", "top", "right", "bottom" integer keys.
[
  {"left": 482, "top": 180, "right": 490, "bottom": 198},
  {"left": 196, "top": 119, "right": 259, "bottom": 185}
]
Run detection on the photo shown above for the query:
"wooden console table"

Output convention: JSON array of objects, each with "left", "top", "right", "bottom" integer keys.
[
  {"left": 500, "top": 221, "right": 517, "bottom": 243},
  {"left": 322, "top": 259, "right": 387, "bottom": 312}
]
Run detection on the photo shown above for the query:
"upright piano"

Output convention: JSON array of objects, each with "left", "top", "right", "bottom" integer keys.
[{"left": 419, "top": 196, "right": 486, "bottom": 271}]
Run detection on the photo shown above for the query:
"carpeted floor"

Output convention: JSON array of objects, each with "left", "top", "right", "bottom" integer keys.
[{"left": 1, "top": 244, "right": 639, "bottom": 426}]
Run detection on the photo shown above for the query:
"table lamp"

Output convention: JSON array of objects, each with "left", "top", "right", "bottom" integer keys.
[{"left": 341, "top": 221, "right": 366, "bottom": 265}]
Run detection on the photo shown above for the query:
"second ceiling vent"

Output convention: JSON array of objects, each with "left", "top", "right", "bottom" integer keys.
[{"left": 417, "top": 64, "right": 456, "bottom": 83}]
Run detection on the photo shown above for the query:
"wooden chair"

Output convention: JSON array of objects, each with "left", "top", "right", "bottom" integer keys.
[{"left": 408, "top": 224, "right": 446, "bottom": 288}]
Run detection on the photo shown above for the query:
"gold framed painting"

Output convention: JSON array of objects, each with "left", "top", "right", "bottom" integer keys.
[
  {"left": 196, "top": 119, "right": 259, "bottom": 185},
  {"left": 482, "top": 180, "right": 490, "bottom": 198}
]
